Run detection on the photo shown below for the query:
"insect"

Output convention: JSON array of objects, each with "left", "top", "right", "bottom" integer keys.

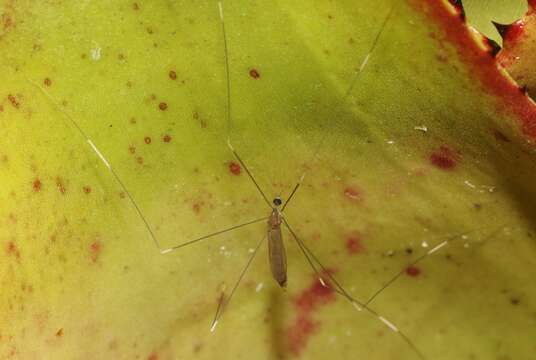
[{"left": 18, "top": 1, "right": 509, "bottom": 359}]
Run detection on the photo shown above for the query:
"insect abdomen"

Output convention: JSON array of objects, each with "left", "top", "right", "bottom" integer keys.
[{"left": 268, "top": 211, "right": 287, "bottom": 287}]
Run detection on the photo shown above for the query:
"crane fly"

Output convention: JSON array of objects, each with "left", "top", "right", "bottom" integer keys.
[{"left": 16, "top": 2, "right": 508, "bottom": 359}]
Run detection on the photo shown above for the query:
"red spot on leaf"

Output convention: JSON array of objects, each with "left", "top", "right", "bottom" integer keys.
[
  {"left": 83, "top": 186, "right": 92, "bottom": 194},
  {"left": 288, "top": 275, "right": 336, "bottom": 355},
  {"left": 89, "top": 242, "right": 102, "bottom": 263},
  {"left": 6, "top": 241, "right": 21, "bottom": 260},
  {"left": 147, "top": 353, "right": 158, "bottom": 360},
  {"left": 294, "top": 277, "right": 335, "bottom": 313},
  {"left": 144, "top": 136, "right": 152, "bottom": 144},
  {"left": 429, "top": 146, "right": 459, "bottom": 170},
  {"left": 128, "top": 145, "right": 136, "bottom": 154},
  {"left": 287, "top": 316, "right": 318, "bottom": 356},
  {"left": 159, "top": 102, "right": 168, "bottom": 111},
  {"left": 33, "top": 179, "right": 42, "bottom": 192},
  {"left": 44, "top": 78, "right": 52, "bottom": 87},
  {"left": 162, "top": 134, "right": 172, "bottom": 143},
  {"left": 249, "top": 68, "right": 260, "bottom": 79},
  {"left": 406, "top": 266, "right": 421, "bottom": 277},
  {"left": 192, "top": 201, "right": 204, "bottom": 214},
  {"left": 56, "top": 328, "right": 63, "bottom": 337},
  {"left": 343, "top": 186, "right": 361, "bottom": 201},
  {"left": 169, "top": 70, "right": 177, "bottom": 80},
  {"left": 345, "top": 233, "right": 365, "bottom": 255},
  {"left": 228, "top": 161, "right": 241, "bottom": 175},
  {"left": 7, "top": 94, "right": 20, "bottom": 108}
]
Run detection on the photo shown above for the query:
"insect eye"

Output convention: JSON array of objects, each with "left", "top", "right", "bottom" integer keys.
[{"left": 273, "top": 197, "right": 282, "bottom": 206}]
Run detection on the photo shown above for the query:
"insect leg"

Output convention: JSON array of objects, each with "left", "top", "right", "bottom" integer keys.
[
  {"left": 24, "top": 76, "right": 164, "bottom": 251},
  {"left": 283, "top": 218, "right": 426, "bottom": 360},
  {"left": 24, "top": 75, "right": 268, "bottom": 255},
  {"left": 365, "top": 223, "right": 507, "bottom": 306},
  {"left": 281, "top": 4, "right": 397, "bottom": 212},
  {"left": 218, "top": 2, "right": 272, "bottom": 209},
  {"left": 161, "top": 216, "right": 268, "bottom": 254},
  {"left": 210, "top": 234, "right": 267, "bottom": 332}
]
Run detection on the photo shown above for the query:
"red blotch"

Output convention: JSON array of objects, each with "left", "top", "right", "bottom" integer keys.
[
  {"left": 345, "top": 233, "right": 365, "bottom": 255},
  {"left": 294, "top": 277, "right": 335, "bottom": 313},
  {"left": 287, "top": 316, "right": 318, "bottom": 356},
  {"left": 2, "top": 13, "right": 13, "bottom": 30},
  {"left": 147, "top": 353, "right": 158, "bottom": 360},
  {"left": 56, "top": 177, "right": 66, "bottom": 194},
  {"left": 192, "top": 201, "right": 204, "bottom": 214},
  {"left": 6, "top": 242, "right": 21, "bottom": 260},
  {"left": 7, "top": 94, "right": 20, "bottom": 108},
  {"left": 43, "top": 78, "right": 52, "bottom": 87},
  {"left": 249, "top": 68, "right": 260, "bottom": 79},
  {"left": 32, "top": 179, "right": 42, "bottom": 192},
  {"left": 89, "top": 242, "right": 102, "bottom": 263},
  {"left": 414, "top": 0, "right": 536, "bottom": 139},
  {"left": 429, "top": 145, "right": 459, "bottom": 170},
  {"left": 162, "top": 134, "right": 172, "bottom": 143},
  {"left": 504, "top": 20, "right": 525, "bottom": 43},
  {"left": 169, "top": 70, "right": 177, "bottom": 80},
  {"left": 159, "top": 102, "right": 168, "bottom": 111},
  {"left": 83, "top": 186, "right": 92, "bottom": 194},
  {"left": 343, "top": 186, "right": 361, "bottom": 201},
  {"left": 144, "top": 136, "right": 152, "bottom": 144},
  {"left": 228, "top": 161, "right": 241, "bottom": 175},
  {"left": 288, "top": 276, "right": 336, "bottom": 355},
  {"left": 406, "top": 266, "right": 421, "bottom": 277}
]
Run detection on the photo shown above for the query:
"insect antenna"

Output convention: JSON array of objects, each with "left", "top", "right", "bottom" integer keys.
[
  {"left": 281, "top": 3, "right": 397, "bottom": 211},
  {"left": 218, "top": 1, "right": 272, "bottom": 209},
  {"left": 282, "top": 218, "right": 426, "bottom": 360},
  {"left": 210, "top": 234, "right": 267, "bottom": 332},
  {"left": 365, "top": 223, "right": 507, "bottom": 306}
]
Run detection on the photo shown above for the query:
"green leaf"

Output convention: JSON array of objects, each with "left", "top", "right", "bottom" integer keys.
[{"left": 1, "top": 1, "right": 535, "bottom": 359}]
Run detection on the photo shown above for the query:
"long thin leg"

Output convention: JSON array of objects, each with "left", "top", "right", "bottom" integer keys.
[
  {"left": 281, "top": 4, "right": 397, "bottom": 211},
  {"left": 366, "top": 223, "right": 507, "bottom": 306},
  {"left": 218, "top": 2, "right": 272, "bottom": 209},
  {"left": 283, "top": 218, "right": 426, "bottom": 360},
  {"left": 161, "top": 216, "right": 268, "bottom": 254},
  {"left": 24, "top": 76, "right": 267, "bottom": 255},
  {"left": 24, "top": 77, "right": 163, "bottom": 251},
  {"left": 210, "top": 234, "right": 266, "bottom": 332}
]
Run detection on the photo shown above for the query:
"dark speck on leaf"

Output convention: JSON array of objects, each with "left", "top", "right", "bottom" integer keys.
[{"left": 249, "top": 68, "right": 260, "bottom": 79}]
